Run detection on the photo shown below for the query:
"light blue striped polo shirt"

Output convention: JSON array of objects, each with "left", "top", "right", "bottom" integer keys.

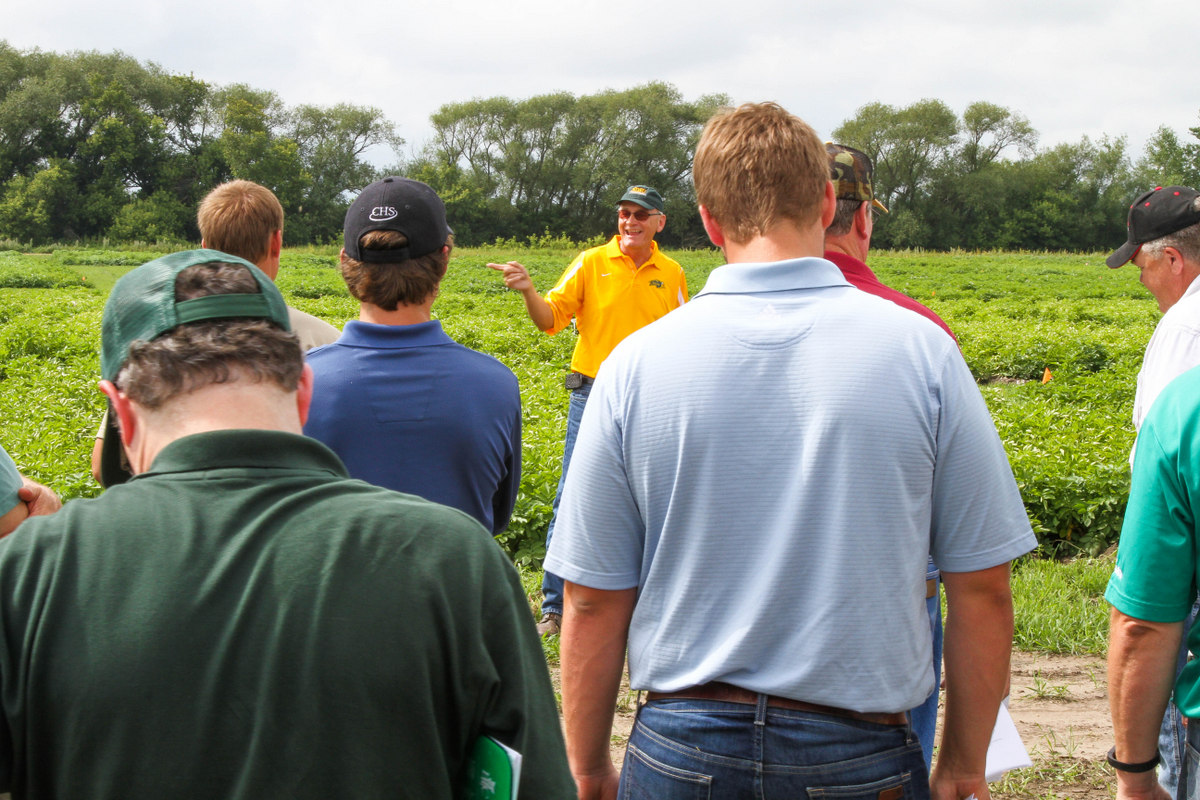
[
  {"left": 0, "top": 448, "right": 20, "bottom": 519},
  {"left": 546, "top": 256, "right": 1036, "bottom": 713}
]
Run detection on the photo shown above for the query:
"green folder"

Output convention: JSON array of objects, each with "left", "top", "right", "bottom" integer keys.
[{"left": 462, "top": 735, "right": 522, "bottom": 800}]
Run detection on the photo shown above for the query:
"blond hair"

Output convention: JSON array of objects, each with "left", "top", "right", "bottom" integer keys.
[
  {"left": 693, "top": 102, "right": 828, "bottom": 245},
  {"left": 197, "top": 180, "right": 284, "bottom": 265}
]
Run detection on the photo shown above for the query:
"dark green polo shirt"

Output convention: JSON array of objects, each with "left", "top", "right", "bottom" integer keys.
[{"left": 0, "top": 430, "right": 572, "bottom": 798}]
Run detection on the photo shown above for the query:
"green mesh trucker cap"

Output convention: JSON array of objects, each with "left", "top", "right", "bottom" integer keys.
[{"left": 100, "top": 248, "right": 291, "bottom": 382}]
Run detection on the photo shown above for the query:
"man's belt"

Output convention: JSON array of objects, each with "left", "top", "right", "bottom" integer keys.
[
  {"left": 643, "top": 682, "right": 908, "bottom": 726},
  {"left": 564, "top": 372, "right": 594, "bottom": 389}
]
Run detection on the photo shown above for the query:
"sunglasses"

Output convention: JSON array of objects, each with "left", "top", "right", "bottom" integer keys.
[{"left": 617, "top": 208, "right": 663, "bottom": 222}]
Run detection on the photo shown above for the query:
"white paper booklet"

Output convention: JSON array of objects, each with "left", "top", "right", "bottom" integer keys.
[{"left": 985, "top": 696, "right": 1032, "bottom": 782}]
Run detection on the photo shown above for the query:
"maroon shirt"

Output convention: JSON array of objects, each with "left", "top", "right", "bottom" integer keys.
[{"left": 824, "top": 250, "right": 957, "bottom": 342}]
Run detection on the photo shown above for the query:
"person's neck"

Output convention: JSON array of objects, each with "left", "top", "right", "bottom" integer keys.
[
  {"left": 255, "top": 256, "right": 281, "bottom": 282},
  {"left": 619, "top": 241, "right": 655, "bottom": 268},
  {"left": 823, "top": 236, "right": 867, "bottom": 262},
  {"left": 126, "top": 383, "right": 303, "bottom": 473},
  {"left": 1184, "top": 267, "right": 1200, "bottom": 291},
  {"left": 722, "top": 222, "right": 826, "bottom": 264},
  {"left": 359, "top": 301, "right": 434, "bottom": 326}
]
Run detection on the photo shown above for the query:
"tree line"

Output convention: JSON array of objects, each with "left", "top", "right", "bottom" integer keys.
[
  {"left": 0, "top": 42, "right": 399, "bottom": 245},
  {"left": 832, "top": 99, "right": 1200, "bottom": 251},
  {"left": 405, "top": 84, "right": 729, "bottom": 247},
  {"left": 2, "top": 41, "right": 1199, "bottom": 251}
]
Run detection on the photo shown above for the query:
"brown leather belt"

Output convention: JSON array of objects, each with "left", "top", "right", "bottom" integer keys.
[{"left": 644, "top": 682, "right": 908, "bottom": 726}]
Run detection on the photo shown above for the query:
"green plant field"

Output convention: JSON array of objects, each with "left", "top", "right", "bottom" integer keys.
[
  {"left": 874, "top": 251, "right": 1151, "bottom": 556},
  {"left": 0, "top": 246, "right": 1154, "bottom": 568}
]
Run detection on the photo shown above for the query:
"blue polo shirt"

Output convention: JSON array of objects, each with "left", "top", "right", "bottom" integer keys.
[
  {"left": 0, "top": 448, "right": 20, "bottom": 517},
  {"left": 304, "top": 320, "right": 521, "bottom": 535},
  {"left": 546, "top": 257, "right": 1035, "bottom": 712}
]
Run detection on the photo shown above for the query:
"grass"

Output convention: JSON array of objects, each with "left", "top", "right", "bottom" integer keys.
[
  {"left": 1011, "top": 555, "right": 1114, "bottom": 655},
  {"left": 55, "top": 264, "right": 131, "bottom": 293},
  {"left": 1026, "top": 670, "right": 1072, "bottom": 701},
  {"left": 993, "top": 755, "right": 1114, "bottom": 799}
]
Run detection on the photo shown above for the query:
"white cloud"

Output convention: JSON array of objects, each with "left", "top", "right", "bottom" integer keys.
[{"left": 4, "top": 0, "right": 1198, "bottom": 170}]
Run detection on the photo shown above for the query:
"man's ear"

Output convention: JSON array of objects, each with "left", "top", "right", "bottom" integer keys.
[
  {"left": 269, "top": 229, "right": 283, "bottom": 259},
  {"left": 296, "top": 364, "right": 314, "bottom": 427},
  {"left": 820, "top": 180, "right": 837, "bottom": 230},
  {"left": 854, "top": 199, "right": 872, "bottom": 231},
  {"left": 99, "top": 380, "right": 136, "bottom": 447},
  {"left": 699, "top": 205, "right": 724, "bottom": 248},
  {"left": 1164, "top": 246, "right": 1186, "bottom": 275}
]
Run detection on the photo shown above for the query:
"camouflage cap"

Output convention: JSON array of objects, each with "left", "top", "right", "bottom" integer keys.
[{"left": 827, "top": 143, "right": 888, "bottom": 214}]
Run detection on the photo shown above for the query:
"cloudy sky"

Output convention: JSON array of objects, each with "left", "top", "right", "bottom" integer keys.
[{"left": 5, "top": 0, "right": 1198, "bottom": 169}]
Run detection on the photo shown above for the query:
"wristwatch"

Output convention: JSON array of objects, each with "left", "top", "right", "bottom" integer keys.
[{"left": 1106, "top": 746, "right": 1161, "bottom": 773}]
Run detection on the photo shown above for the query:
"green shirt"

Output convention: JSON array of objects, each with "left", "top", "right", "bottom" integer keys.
[
  {"left": 0, "top": 430, "right": 572, "bottom": 798},
  {"left": 1107, "top": 365, "right": 1200, "bottom": 717}
]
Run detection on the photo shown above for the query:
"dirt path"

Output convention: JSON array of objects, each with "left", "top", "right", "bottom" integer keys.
[
  {"left": 552, "top": 650, "right": 1116, "bottom": 799},
  {"left": 1000, "top": 651, "right": 1114, "bottom": 799}
]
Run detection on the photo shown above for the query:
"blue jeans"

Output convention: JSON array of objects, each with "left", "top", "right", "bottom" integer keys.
[
  {"left": 1178, "top": 706, "right": 1200, "bottom": 800},
  {"left": 1160, "top": 599, "right": 1200, "bottom": 796},
  {"left": 540, "top": 382, "right": 591, "bottom": 616},
  {"left": 620, "top": 697, "right": 928, "bottom": 799},
  {"left": 910, "top": 573, "right": 942, "bottom": 770}
]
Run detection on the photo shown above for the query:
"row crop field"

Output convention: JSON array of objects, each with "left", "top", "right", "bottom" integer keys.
[{"left": 0, "top": 245, "right": 1156, "bottom": 561}]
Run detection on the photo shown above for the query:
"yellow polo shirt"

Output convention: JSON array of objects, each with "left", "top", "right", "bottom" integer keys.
[{"left": 544, "top": 237, "right": 688, "bottom": 377}]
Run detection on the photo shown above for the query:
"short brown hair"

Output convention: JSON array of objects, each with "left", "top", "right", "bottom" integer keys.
[
  {"left": 340, "top": 230, "right": 452, "bottom": 311},
  {"left": 693, "top": 102, "right": 829, "bottom": 245},
  {"left": 197, "top": 180, "right": 284, "bottom": 264},
  {"left": 115, "top": 263, "right": 303, "bottom": 409}
]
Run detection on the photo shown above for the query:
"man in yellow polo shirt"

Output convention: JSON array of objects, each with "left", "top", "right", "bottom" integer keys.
[{"left": 488, "top": 185, "right": 688, "bottom": 635}]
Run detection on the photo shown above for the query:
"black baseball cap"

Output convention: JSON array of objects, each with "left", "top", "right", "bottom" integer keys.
[
  {"left": 343, "top": 177, "right": 453, "bottom": 263},
  {"left": 1107, "top": 185, "right": 1200, "bottom": 268}
]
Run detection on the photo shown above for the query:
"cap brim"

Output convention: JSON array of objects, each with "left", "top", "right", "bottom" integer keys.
[
  {"left": 98, "top": 407, "right": 132, "bottom": 489},
  {"left": 1106, "top": 241, "right": 1139, "bottom": 269},
  {"left": 619, "top": 197, "right": 657, "bottom": 211}
]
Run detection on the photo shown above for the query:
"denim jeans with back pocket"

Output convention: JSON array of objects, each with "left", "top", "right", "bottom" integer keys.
[
  {"left": 540, "top": 381, "right": 591, "bottom": 616},
  {"left": 620, "top": 697, "right": 929, "bottom": 800}
]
